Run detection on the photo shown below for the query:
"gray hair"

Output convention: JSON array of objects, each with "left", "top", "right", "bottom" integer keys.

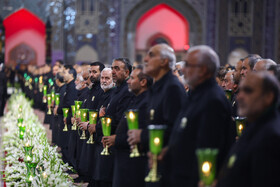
[
  {"left": 158, "top": 44, "right": 176, "bottom": 70},
  {"left": 188, "top": 45, "right": 220, "bottom": 76},
  {"left": 77, "top": 73, "right": 84, "bottom": 81},
  {"left": 262, "top": 59, "right": 277, "bottom": 70},
  {"left": 101, "top": 67, "right": 112, "bottom": 74}
]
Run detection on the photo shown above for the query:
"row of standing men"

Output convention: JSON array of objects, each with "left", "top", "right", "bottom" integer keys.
[{"left": 22, "top": 44, "right": 280, "bottom": 187}]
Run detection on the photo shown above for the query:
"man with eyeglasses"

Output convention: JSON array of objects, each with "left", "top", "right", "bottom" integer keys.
[
  {"left": 217, "top": 72, "right": 280, "bottom": 187},
  {"left": 164, "top": 45, "right": 234, "bottom": 186}
]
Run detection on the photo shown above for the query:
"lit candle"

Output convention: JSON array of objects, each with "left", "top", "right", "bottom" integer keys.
[
  {"left": 154, "top": 137, "right": 160, "bottom": 146},
  {"left": 42, "top": 172, "right": 47, "bottom": 179},
  {"left": 26, "top": 155, "right": 32, "bottom": 161},
  {"left": 202, "top": 161, "right": 212, "bottom": 177},
  {"left": 129, "top": 111, "right": 135, "bottom": 121}
]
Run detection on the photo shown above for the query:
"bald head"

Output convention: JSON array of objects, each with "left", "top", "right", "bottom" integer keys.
[
  {"left": 187, "top": 45, "right": 220, "bottom": 76},
  {"left": 237, "top": 71, "right": 279, "bottom": 121},
  {"left": 253, "top": 59, "right": 277, "bottom": 72}
]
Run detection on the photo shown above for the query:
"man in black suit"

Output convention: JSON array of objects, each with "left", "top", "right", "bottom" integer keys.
[
  {"left": 76, "top": 62, "right": 104, "bottom": 182},
  {"left": 127, "top": 44, "right": 186, "bottom": 186},
  {"left": 57, "top": 65, "right": 78, "bottom": 163},
  {"left": 102, "top": 65, "right": 153, "bottom": 187},
  {"left": 166, "top": 45, "right": 234, "bottom": 186},
  {"left": 217, "top": 72, "right": 280, "bottom": 187},
  {"left": 91, "top": 58, "right": 133, "bottom": 187}
]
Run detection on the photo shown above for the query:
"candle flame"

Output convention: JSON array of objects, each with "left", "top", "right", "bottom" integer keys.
[
  {"left": 26, "top": 155, "right": 31, "bottom": 161},
  {"left": 107, "top": 118, "right": 111, "bottom": 124},
  {"left": 83, "top": 113, "right": 86, "bottom": 117},
  {"left": 42, "top": 172, "right": 47, "bottom": 179},
  {"left": 154, "top": 137, "right": 160, "bottom": 145},
  {"left": 92, "top": 113, "right": 97, "bottom": 118},
  {"left": 202, "top": 161, "right": 212, "bottom": 176},
  {"left": 238, "top": 124, "right": 243, "bottom": 131},
  {"left": 129, "top": 111, "right": 135, "bottom": 120}
]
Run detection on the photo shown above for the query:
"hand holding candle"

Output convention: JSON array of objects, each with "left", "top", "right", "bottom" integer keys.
[
  {"left": 145, "top": 124, "right": 167, "bottom": 182},
  {"left": 79, "top": 109, "right": 88, "bottom": 139},
  {"left": 100, "top": 116, "right": 112, "bottom": 155},
  {"left": 125, "top": 109, "right": 140, "bottom": 157},
  {"left": 62, "top": 108, "right": 69, "bottom": 131},
  {"left": 87, "top": 110, "right": 98, "bottom": 144}
]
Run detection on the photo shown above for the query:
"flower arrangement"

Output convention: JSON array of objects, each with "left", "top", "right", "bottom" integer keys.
[{"left": 2, "top": 93, "right": 74, "bottom": 186}]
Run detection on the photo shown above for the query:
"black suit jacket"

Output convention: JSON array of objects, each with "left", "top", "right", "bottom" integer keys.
[
  {"left": 168, "top": 78, "right": 234, "bottom": 187},
  {"left": 93, "top": 81, "right": 133, "bottom": 181},
  {"left": 218, "top": 108, "right": 280, "bottom": 187},
  {"left": 113, "top": 91, "right": 149, "bottom": 187}
]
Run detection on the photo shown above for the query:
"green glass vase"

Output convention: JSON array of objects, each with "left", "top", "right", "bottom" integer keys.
[
  {"left": 225, "top": 89, "right": 232, "bottom": 101},
  {"left": 62, "top": 108, "right": 69, "bottom": 131},
  {"left": 87, "top": 110, "right": 98, "bottom": 144},
  {"left": 71, "top": 105, "right": 77, "bottom": 130},
  {"left": 125, "top": 109, "right": 140, "bottom": 158},
  {"left": 47, "top": 94, "right": 52, "bottom": 115},
  {"left": 100, "top": 116, "right": 112, "bottom": 155},
  {"left": 235, "top": 117, "right": 246, "bottom": 137},
  {"left": 79, "top": 109, "right": 88, "bottom": 140},
  {"left": 196, "top": 148, "right": 219, "bottom": 186},
  {"left": 145, "top": 124, "right": 167, "bottom": 182}
]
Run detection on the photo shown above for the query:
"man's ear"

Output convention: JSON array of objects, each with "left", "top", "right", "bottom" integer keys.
[
  {"left": 140, "top": 78, "right": 147, "bottom": 87},
  {"left": 161, "top": 58, "right": 169, "bottom": 68},
  {"left": 125, "top": 69, "right": 130, "bottom": 77},
  {"left": 264, "top": 92, "right": 274, "bottom": 106}
]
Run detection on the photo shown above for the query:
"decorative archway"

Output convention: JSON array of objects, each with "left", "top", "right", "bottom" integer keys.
[
  {"left": 3, "top": 8, "right": 46, "bottom": 67},
  {"left": 123, "top": 0, "right": 203, "bottom": 62},
  {"left": 75, "top": 44, "right": 98, "bottom": 63}
]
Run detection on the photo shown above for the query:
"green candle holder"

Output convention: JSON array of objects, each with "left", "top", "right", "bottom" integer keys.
[
  {"left": 79, "top": 109, "right": 88, "bottom": 140},
  {"left": 196, "top": 148, "right": 219, "bottom": 186},
  {"left": 145, "top": 124, "right": 167, "bottom": 182},
  {"left": 47, "top": 94, "right": 52, "bottom": 115},
  {"left": 25, "top": 159, "right": 39, "bottom": 184},
  {"left": 71, "top": 105, "right": 77, "bottom": 130},
  {"left": 17, "top": 118, "right": 23, "bottom": 127},
  {"left": 51, "top": 90, "right": 55, "bottom": 102},
  {"left": 55, "top": 93, "right": 60, "bottom": 106},
  {"left": 125, "top": 109, "right": 140, "bottom": 158},
  {"left": 225, "top": 89, "right": 232, "bottom": 101},
  {"left": 18, "top": 105, "right": 23, "bottom": 113},
  {"left": 75, "top": 100, "right": 83, "bottom": 113},
  {"left": 100, "top": 116, "right": 112, "bottom": 155},
  {"left": 43, "top": 85, "right": 47, "bottom": 103},
  {"left": 235, "top": 117, "right": 247, "bottom": 137},
  {"left": 19, "top": 125, "right": 26, "bottom": 140},
  {"left": 87, "top": 110, "right": 98, "bottom": 144},
  {"left": 62, "top": 108, "right": 69, "bottom": 132},
  {"left": 24, "top": 143, "right": 34, "bottom": 162}
]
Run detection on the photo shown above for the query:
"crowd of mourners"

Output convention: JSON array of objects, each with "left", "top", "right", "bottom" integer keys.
[{"left": 2, "top": 44, "right": 280, "bottom": 187}]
